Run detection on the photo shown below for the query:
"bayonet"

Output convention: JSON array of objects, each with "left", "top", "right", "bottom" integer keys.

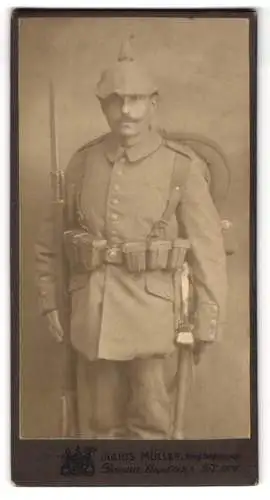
[{"left": 49, "top": 81, "right": 64, "bottom": 204}]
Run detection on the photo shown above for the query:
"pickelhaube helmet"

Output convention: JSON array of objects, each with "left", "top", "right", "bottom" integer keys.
[{"left": 96, "top": 35, "right": 158, "bottom": 99}]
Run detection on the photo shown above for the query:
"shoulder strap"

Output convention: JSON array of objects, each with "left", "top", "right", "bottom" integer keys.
[
  {"left": 77, "top": 133, "right": 108, "bottom": 153},
  {"left": 162, "top": 132, "right": 230, "bottom": 209},
  {"left": 165, "top": 138, "right": 198, "bottom": 160}
]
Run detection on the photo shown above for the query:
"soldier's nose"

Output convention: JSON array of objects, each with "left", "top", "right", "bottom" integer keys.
[
  {"left": 121, "top": 104, "right": 129, "bottom": 115},
  {"left": 121, "top": 97, "right": 131, "bottom": 115}
]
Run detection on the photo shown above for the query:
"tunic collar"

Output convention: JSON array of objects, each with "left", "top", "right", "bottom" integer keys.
[{"left": 104, "top": 130, "right": 162, "bottom": 163}]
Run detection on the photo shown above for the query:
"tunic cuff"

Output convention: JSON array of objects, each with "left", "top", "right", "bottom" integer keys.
[{"left": 37, "top": 277, "right": 57, "bottom": 315}]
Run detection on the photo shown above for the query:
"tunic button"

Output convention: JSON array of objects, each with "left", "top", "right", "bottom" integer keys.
[
  {"left": 175, "top": 186, "right": 180, "bottom": 191},
  {"left": 111, "top": 213, "right": 118, "bottom": 220},
  {"left": 114, "top": 184, "right": 120, "bottom": 191},
  {"left": 112, "top": 199, "right": 119, "bottom": 205}
]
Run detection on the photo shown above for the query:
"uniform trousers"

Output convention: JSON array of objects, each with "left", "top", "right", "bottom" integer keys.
[{"left": 76, "top": 352, "right": 179, "bottom": 439}]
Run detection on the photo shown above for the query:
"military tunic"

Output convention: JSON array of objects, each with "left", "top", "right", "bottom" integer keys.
[{"left": 36, "top": 130, "right": 227, "bottom": 363}]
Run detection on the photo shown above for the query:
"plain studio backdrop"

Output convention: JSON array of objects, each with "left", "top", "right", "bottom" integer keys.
[{"left": 19, "top": 15, "right": 250, "bottom": 438}]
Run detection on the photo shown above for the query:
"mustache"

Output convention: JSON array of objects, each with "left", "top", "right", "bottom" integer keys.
[{"left": 118, "top": 117, "right": 138, "bottom": 124}]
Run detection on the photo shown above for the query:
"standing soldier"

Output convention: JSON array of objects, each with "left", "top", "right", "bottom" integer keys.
[{"left": 35, "top": 38, "right": 228, "bottom": 439}]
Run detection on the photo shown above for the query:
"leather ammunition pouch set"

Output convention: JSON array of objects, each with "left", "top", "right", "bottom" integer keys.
[
  {"left": 63, "top": 135, "right": 236, "bottom": 277},
  {"left": 63, "top": 229, "right": 191, "bottom": 274}
]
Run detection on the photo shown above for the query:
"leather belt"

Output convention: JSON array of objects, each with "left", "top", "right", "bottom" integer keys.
[{"left": 64, "top": 229, "right": 190, "bottom": 273}]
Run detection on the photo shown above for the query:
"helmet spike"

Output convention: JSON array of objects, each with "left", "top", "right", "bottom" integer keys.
[
  {"left": 118, "top": 34, "right": 135, "bottom": 62},
  {"left": 96, "top": 34, "right": 158, "bottom": 98}
]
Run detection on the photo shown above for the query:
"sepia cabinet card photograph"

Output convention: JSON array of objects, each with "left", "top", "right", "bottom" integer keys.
[{"left": 11, "top": 9, "right": 257, "bottom": 486}]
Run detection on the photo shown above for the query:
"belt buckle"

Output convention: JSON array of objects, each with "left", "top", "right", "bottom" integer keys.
[{"left": 105, "top": 246, "right": 122, "bottom": 264}]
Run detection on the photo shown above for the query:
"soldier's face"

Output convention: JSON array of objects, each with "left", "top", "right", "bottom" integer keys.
[{"left": 101, "top": 93, "right": 158, "bottom": 139}]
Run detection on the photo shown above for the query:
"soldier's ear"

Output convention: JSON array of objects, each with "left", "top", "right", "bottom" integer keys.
[
  {"left": 150, "top": 92, "right": 159, "bottom": 109},
  {"left": 97, "top": 96, "right": 105, "bottom": 111}
]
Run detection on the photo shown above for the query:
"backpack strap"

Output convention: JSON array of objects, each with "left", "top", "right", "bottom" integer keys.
[
  {"left": 149, "top": 147, "right": 191, "bottom": 238},
  {"left": 163, "top": 140, "right": 236, "bottom": 255},
  {"left": 161, "top": 151, "right": 191, "bottom": 223}
]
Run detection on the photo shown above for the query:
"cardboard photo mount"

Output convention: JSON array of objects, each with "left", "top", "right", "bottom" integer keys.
[{"left": 11, "top": 8, "right": 258, "bottom": 486}]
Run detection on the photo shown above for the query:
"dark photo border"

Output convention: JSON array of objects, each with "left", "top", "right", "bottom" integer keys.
[{"left": 11, "top": 8, "right": 258, "bottom": 486}]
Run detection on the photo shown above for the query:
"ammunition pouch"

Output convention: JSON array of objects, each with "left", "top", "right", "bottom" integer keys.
[
  {"left": 147, "top": 240, "right": 172, "bottom": 271},
  {"left": 123, "top": 242, "right": 147, "bottom": 273},
  {"left": 63, "top": 229, "right": 190, "bottom": 274},
  {"left": 63, "top": 230, "right": 107, "bottom": 273}
]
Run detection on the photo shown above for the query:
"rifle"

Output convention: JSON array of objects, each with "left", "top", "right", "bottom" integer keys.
[{"left": 49, "top": 82, "right": 78, "bottom": 437}]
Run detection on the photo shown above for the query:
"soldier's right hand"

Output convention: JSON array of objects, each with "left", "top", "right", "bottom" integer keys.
[{"left": 46, "top": 310, "right": 64, "bottom": 343}]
